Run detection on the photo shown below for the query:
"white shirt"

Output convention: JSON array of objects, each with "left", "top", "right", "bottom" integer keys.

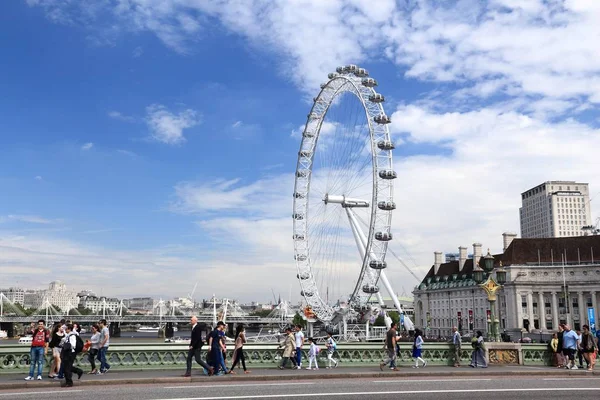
[
  {"left": 192, "top": 323, "right": 197, "bottom": 331},
  {"left": 295, "top": 331, "right": 304, "bottom": 348}
]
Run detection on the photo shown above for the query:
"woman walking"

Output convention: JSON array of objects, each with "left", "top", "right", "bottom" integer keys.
[
  {"left": 550, "top": 333, "right": 560, "bottom": 367},
  {"left": 278, "top": 327, "right": 296, "bottom": 369},
  {"left": 230, "top": 325, "right": 249, "bottom": 374},
  {"left": 581, "top": 325, "right": 597, "bottom": 371},
  {"left": 412, "top": 329, "right": 427, "bottom": 368},
  {"left": 87, "top": 324, "right": 101, "bottom": 374},
  {"left": 469, "top": 331, "right": 487, "bottom": 368},
  {"left": 48, "top": 323, "right": 64, "bottom": 378}
]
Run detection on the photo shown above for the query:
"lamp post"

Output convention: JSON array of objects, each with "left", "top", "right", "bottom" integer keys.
[{"left": 473, "top": 250, "right": 506, "bottom": 342}]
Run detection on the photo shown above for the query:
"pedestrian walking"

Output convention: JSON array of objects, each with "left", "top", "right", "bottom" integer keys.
[
  {"left": 230, "top": 324, "right": 249, "bottom": 374},
  {"left": 278, "top": 327, "right": 296, "bottom": 369},
  {"left": 61, "top": 324, "right": 83, "bottom": 388},
  {"left": 550, "top": 333, "right": 560, "bottom": 367},
  {"left": 325, "top": 332, "right": 338, "bottom": 369},
  {"left": 412, "top": 328, "right": 427, "bottom": 368},
  {"left": 576, "top": 329, "right": 585, "bottom": 368},
  {"left": 294, "top": 325, "right": 305, "bottom": 369},
  {"left": 581, "top": 325, "right": 597, "bottom": 371},
  {"left": 556, "top": 324, "right": 565, "bottom": 367},
  {"left": 86, "top": 324, "right": 101, "bottom": 375},
  {"left": 184, "top": 316, "right": 213, "bottom": 377},
  {"left": 306, "top": 337, "right": 319, "bottom": 370},
  {"left": 208, "top": 321, "right": 229, "bottom": 375},
  {"left": 469, "top": 331, "right": 487, "bottom": 368},
  {"left": 562, "top": 324, "right": 579, "bottom": 370},
  {"left": 24, "top": 319, "right": 49, "bottom": 381},
  {"left": 452, "top": 326, "right": 462, "bottom": 367},
  {"left": 97, "top": 319, "right": 111, "bottom": 374},
  {"left": 48, "top": 323, "right": 64, "bottom": 378},
  {"left": 380, "top": 322, "right": 398, "bottom": 371}
]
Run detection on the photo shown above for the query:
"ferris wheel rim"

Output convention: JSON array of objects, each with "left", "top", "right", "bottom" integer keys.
[{"left": 292, "top": 66, "right": 395, "bottom": 322}]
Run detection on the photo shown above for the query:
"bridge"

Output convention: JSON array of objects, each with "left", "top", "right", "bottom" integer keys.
[{"left": 0, "top": 314, "right": 287, "bottom": 325}]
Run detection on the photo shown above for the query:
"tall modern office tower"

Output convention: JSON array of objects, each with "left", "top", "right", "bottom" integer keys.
[{"left": 520, "top": 181, "right": 592, "bottom": 238}]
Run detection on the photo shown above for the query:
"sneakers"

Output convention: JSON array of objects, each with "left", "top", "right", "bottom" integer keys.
[
  {"left": 334, "top": 361, "right": 338, "bottom": 368},
  {"left": 24, "top": 376, "right": 34, "bottom": 381},
  {"left": 296, "top": 366, "right": 301, "bottom": 370},
  {"left": 37, "top": 375, "right": 42, "bottom": 380},
  {"left": 423, "top": 361, "right": 428, "bottom": 368},
  {"left": 305, "top": 367, "right": 312, "bottom": 370},
  {"left": 412, "top": 366, "right": 419, "bottom": 368},
  {"left": 571, "top": 365, "right": 579, "bottom": 370}
]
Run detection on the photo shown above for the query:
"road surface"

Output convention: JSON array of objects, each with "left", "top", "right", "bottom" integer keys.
[{"left": 1, "top": 375, "right": 600, "bottom": 400}]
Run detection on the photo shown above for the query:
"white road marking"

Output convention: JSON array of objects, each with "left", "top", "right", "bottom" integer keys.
[
  {"left": 373, "top": 378, "right": 492, "bottom": 383},
  {"left": 0, "top": 390, "right": 83, "bottom": 397},
  {"left": 544, "top": 377, "right": 600, "bottom": 381},
  {"left": 154, "top": 387, "right": 600, "bottom": 400},
  {"left": 164, "top": 383, "right": 305, "bottom": 389}
]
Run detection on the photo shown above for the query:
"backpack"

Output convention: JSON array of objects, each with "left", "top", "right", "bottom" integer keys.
[
  {"left": 330, "top": 338, "right": 337, "bottom": 350},
  {"left": 315, "top": 345, "right": 320, "bottom": 354},
  {"left": 64, "top": 333, "right": 84, "bottom": 354}
]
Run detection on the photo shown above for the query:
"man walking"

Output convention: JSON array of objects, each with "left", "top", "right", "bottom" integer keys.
[
  {"left": 184, "top": 316, "right": 213, "bottom": 377},
  {"left": 97, "top": 319, "right": 111, "bottom": 374},
  {"left": 24, "top": 319, "right": 49, "bottom": 381},
  {"left": 562, "top": 324, "right": 579, "bottom": 370},
  {"left": 294, "top": 325, "right": 305, "bottom": 369},
  {"left": 379, "top": 322, "right": 398, "bottom": 371},
  {"left": 452, "top": 326, "right": 462, "bottom": 367},
  {"left": 61, "top": 324, "right": 83, "bottom": 387},
  {"left": 207, "top": 321, "right": 228, "bottom": 375}
]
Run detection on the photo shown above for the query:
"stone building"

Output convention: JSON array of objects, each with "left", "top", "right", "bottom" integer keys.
[{"left": 413, "top": 234, "right": 600, "bottom": 339}]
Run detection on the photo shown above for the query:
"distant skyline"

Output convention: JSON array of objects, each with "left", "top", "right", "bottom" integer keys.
[{"left": 1, "top": 1, "right": 600, "bottom": 302}]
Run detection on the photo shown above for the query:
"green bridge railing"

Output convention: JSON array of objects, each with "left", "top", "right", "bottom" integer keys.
[{"left": 0, "top": 342, "right": 551, "bottom": 374}]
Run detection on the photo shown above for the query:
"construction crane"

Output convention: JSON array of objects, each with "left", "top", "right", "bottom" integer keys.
[{"left": 582, "top": 217, "right": 600, "bottom": 235}]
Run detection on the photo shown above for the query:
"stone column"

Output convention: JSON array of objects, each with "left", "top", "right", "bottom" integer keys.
[
  {"left": 551, "top": 292, "right": 559, "bottom": 330},
  {"left": 538, "top": 292, "right": 545, "bottom": 332},
  {"left": 515, "top": 291, "right": 523, "bottom": 330},
  {"left": 578, "top": 292, "right": 585, "bottom": 329},
  {"left": 527, "top": 291, "right": 534, "bottom": 331}
]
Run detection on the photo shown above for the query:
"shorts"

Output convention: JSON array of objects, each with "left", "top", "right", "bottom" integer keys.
[{"left": 52, "top": 347, "right": 61, "bottom": 357}]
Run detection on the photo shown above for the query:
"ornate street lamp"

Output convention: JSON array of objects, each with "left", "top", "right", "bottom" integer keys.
[{"left": 473, "top": 250, "right": 504, "bottom": 342}]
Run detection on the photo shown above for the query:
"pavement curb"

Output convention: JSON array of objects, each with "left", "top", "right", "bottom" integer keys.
[{"left": 1, "top": 369, "right": 598, "bottom": 390}]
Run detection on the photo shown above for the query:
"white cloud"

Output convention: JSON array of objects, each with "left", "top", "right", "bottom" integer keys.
[
  {"left": 34, "top": 176, "right": 43, "bottom": 181},
  {"left": 232, "top": 121, "right": 242, "bottom": 128},
  {"left": 132, "top": 46, "right": 143, "bottom": 58},
  {"left": 81, "top": 142, "right": 93, "bottom": 150},
  {"left": 3, "top": 215, "right": 53, "bottom": 224},
  {"left": 108, "top": 110, "right": 136, "bottom": 122},
  {"left": 145, "top": 104, "right": 199, "bottom": 145}
]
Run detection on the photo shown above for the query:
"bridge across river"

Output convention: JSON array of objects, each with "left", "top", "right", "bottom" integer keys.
[{"left": 0, "top": 314, "right": 288, "bottom": 325}]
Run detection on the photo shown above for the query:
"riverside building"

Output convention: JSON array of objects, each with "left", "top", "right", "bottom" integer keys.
[{"left": 413, "top": 234, "right": 600, "bottom": 339}]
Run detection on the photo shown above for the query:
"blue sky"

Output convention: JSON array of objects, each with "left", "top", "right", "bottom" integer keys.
[{"left": 1, "top": 0, "right": 600, "bottom": 301}]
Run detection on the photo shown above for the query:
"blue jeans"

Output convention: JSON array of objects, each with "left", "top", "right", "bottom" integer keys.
[
  {"left": 29, "top": 347, "right": 44, "bottom": 377},
  {"left": 211, "top": 348, "right": 227, "bottom": 374},
  {"left": 296, "top": 347, "right": 302, "bottom": 366},
  {"left": 97, "top": 347, "right": 110, "bottom": 371}
]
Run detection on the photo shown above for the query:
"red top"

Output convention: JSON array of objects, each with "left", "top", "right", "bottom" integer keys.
[{"left": 31, "top": 329, "right": 49, "bottom": 347}]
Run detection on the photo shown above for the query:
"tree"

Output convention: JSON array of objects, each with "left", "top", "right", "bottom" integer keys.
[
  {"left": 374, "top": 315, "right": 386, "bottom": 326},
  {"left": 76, "top": 307, "right": 94, "bottom": 316},
  {"left": 292, "top": 312, "right": 306, "bottom": 328}
]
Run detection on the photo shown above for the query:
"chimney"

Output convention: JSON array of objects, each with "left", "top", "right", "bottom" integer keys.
[
  {"left": 473, "top": 243, "right": 483, "bottom": 268},
  {"left": 434, "top": 251, "right": 443, "bottom": 274},
  {"left": 458, "top": 246, "right": 468, "bottom": 272},
  {"left": 502, "top": 232, "right": 517, "bottom": 252}
]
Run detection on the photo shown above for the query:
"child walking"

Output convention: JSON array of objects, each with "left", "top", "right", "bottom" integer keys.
[
  {"left": 306, "top": 337, "right": 320, "bottom": 370},
  {"left": 325, "top": 332, "right": 339, "bottom": 369},
  {"left": 412, "top": 329, "right": 427, "bottom": 368}
]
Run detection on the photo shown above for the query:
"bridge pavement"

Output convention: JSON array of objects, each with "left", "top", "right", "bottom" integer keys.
[{"left": 0, "top": 364, "right": 596, "bottom": 390}]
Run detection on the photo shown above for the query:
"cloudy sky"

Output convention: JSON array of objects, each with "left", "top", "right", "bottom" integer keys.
[{"left": 1, "top": 0, "right": 599, "bottom": 302}]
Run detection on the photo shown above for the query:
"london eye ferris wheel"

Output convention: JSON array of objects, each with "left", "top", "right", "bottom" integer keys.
[{"left": 292, "top": 64, "right": 409, "bottom": 327}]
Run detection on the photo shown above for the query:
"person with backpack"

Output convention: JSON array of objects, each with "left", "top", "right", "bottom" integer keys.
[
  {"left": 24, "top": 319, "right": 49, "bottom": 381},
  {"left": 61, "top": 324, "right": 83, "bottom": 387},
  {"left": 326, "top": 331, "right": 338, "bottom": 369}
]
